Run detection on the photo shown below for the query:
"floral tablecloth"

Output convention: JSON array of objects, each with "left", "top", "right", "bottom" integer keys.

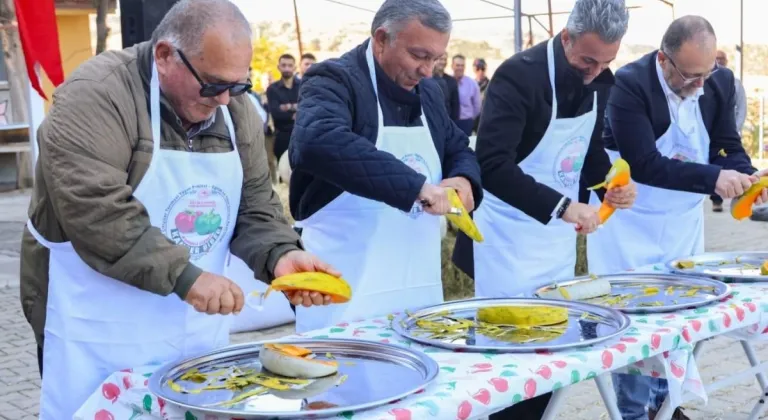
[{"left": 75, "top": 264, "right": 768, "bottom": 420}]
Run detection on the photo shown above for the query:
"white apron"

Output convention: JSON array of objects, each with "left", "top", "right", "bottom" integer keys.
[
  {"left": 472, "top": 37, "right": 597, "bottom": 298},
  {"left": 32, "top": 62, "right": 243, "bottom": 419},
  {"left": 587, "top": 61, "right": 708, "bottom": 275},
  {"left": 293, "top": 39, "right": 444, "bottom": 333}
]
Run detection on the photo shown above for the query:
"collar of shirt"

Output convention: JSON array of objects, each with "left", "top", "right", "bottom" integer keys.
[
  {"left": 373, "top": 58, "right": 421, "bottom": 107},
  {"left": 186, "top": 112, "right": 216, "bottom": 139}
]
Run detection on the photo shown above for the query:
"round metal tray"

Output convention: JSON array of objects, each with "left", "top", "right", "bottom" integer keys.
[
  {"left": 391, "top": 297, "right": 631, "bottom": 353},
  {"left": 148, "top": 338, "right": 439, "bottom": 419},
  {"left": 533, "top": 273, "right": 731, "bottom": 314},
  {"left": 667, "top": 251, "right": 768, "bottom": 282}
]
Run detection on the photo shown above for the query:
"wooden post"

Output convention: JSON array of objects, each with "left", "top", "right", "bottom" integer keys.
[
  {"left": 547, "top": 0, "right": 554, "bottom": 37},
  {"left": 292, "top": 0, "right": 303, "bottom": 57}
]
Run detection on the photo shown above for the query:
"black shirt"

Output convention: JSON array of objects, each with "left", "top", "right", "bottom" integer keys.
[
  {"left": 266, "top": 78, "right": 300, "bottom": 133},
  {"left": 475, "top": 33, "right": 614, "bottom": 225},
  {"left": 432, "top": 73, "right": 460, "bottom": 121}
]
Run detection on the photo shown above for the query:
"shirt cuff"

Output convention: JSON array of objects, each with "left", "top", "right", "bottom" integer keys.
[
  {"left": 173, "top": 262, "right": 203, "bottom": 300},
  {"left": 265, "top": 243, "right": 303, "bottom": 282}
]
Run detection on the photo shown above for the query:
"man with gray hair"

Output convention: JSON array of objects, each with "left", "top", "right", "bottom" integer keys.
[
  {"left": 289, "top": 0, "right": 482, "bottom": 332},
  {"left": 586, "top": 15, "right": 765, "bottom": 420},
  {"left": 453, "top": 1, "right": 637, "bottom": 413},
  {"left": 22, "top": 0, "right": 337, "bottom": 417}
]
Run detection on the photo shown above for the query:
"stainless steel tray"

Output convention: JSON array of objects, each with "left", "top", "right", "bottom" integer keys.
[
  {"left": 667, "top": 252, "right": 768, "bottom": 282},
  {"left": 391, "top": 297, "right": 631, "bottom": 353},
  {"left": 148, "top": 338, "right": 439, "bottom": 419},
  {"left": 534, "top": 273, "right": 731, "bottom": 314}
]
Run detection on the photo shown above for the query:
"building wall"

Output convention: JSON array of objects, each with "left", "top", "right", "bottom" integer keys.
[{"left": 41, "top": 12, "right": 94, "bottom": 112}]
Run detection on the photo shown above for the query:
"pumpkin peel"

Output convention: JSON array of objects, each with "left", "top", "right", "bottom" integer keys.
[
  {"left": 588, "top": 158, "right": 631, "bottom": 224},
  {"left": 730, "top": 176, "right": 768, "bottom": 221}
]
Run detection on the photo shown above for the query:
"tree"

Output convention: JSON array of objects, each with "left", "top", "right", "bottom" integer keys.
[
  {"left": 250, "top": 36, "right": 288, "bottom": 93},
  {"left": 93, "top": 0, "right": 110, "bottom": 54}
]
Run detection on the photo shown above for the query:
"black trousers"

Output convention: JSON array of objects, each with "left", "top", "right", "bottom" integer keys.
[
  {"left": 274, "top": 130, "right": 291, "bottom": 162},
  {"left": 489, "top": 392, "right": 552, "bottom": 420},
  {"left": 37, "top": 343, "right": 43, "bottom": 378}
]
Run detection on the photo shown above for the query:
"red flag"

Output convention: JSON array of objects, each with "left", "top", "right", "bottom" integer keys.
[{"left": 13, "top": 0, "right": 65, "bottom": 100}]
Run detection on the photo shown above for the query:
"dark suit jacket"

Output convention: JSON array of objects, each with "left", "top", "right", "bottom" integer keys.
[{"left": 603, "top": 50, "right": 755, "bottom": 194}]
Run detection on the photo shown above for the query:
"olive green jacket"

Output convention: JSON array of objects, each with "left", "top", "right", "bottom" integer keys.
[{"left": 20, "top": 41, "right": 302, "bottom": 346}]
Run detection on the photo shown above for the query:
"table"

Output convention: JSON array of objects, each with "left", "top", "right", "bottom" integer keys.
[{"left": 74, "top": 263, "right": 768, "bottom": 420}]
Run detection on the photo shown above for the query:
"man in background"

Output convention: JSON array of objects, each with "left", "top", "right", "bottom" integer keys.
[
  {"left": 266, "top": 54, "right": 300, "bottom": 162},
  {"left": 711, "top": 49, "right": 747, "bottom": 211},
  {"left": 452, "top": 54, "right": 482, "bottom": 135},
  {"left": 433, "top": 53, "right": 460, "bottom": 121},
  {"left": 298, "top": 52, "right": 316, "bottom": 81},
  {"left": 473, "top": 58, "right": 490, "bottom": 133}
]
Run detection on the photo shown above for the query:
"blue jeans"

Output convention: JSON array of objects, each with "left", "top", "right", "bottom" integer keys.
[{"left": 613, "top": 373, "right": 668, "bottom": 420}]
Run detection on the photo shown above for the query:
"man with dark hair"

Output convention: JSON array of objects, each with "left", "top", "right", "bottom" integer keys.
[
  {"left": 451, "top": 54, "right": 482, "bottom": 135},
  {"left": 433, "top": 53, "right": 460, "bottom": 120},
  {"left": 298, "top": 52, "right": 316, "bottom": 80},
  {"left": 266, "top": 53, "right": 300, "bottom": 161},
  {"left": 473, "top": 58, "right": 489, "bottom": 132},
  {"left": 586, "top": 15, "right": 766, "bottom": 420},
  {"left": 289, "top": 0, "right": 481, "bottom": 333}
]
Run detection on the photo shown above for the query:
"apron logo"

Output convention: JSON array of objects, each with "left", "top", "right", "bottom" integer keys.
[
  {"left": 401, "top": 153, "right": 432, "bottom": 219},
  {"left": 162, "top": 185, "right": 231, "bottom": 260},
  {"left": 553, "top": 136, "right": 587, "bottom": 188}
]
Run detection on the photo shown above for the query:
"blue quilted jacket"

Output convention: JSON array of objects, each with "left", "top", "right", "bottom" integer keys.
[{"left": 288, "top": 40, "right": 483, "bottom": 221}]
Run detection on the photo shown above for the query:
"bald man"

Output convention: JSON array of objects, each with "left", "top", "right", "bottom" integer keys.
[{"left": 23, "top": 1, "right": 335, "bottom": 417}]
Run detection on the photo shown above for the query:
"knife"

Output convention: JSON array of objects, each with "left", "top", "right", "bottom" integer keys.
[{"left": 420, "top": 199, "right": 463, "bottom": 216}]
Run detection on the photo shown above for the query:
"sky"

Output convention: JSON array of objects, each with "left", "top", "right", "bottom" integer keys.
[{"left": 231, "top": 0, "right": 766, "bottom": 48}]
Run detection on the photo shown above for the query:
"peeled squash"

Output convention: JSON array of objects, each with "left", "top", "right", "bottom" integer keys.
[
  {"left": 537, "top": 278, "right": 612, "bottom": 301},
  {"left": 588, "top": 158, "right": 631, "bottom": 224},
  {"left": 259, "top": 343, "right": 339, "bottom": 379},
  {"left": 263, "top": 272, "right": 352, "bottom": 303},
  {"left": 445, "top": 188, "right": 484, "bottom": 242},
  {"left": 477, "top": 305, "right": 569, "bottom": 326},
  {"left": 731, "top": 177, "right": 768, "bottom": 221}
]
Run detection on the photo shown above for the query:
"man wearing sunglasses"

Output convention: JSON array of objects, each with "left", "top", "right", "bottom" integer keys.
[
  {"left": 585, "top": 15, "right": 766, "bottom": 420},
  {"left": 22, "top": 1, "right": 338, "bottom": 418}
]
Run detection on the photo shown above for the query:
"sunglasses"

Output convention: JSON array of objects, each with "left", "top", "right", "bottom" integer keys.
[{"left": 177, "top": 49, "right": 252, "bottom": 98}]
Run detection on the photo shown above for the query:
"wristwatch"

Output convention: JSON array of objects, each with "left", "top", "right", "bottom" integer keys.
[{"left": 555, "top": 197, "right": 572, "bottom": 219}]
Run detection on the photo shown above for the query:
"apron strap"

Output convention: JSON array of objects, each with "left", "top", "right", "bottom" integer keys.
[
  {"left": 219, "top": 105, "right": 238, "bottom": 153},
  {"left": 26, "top": 219, "right": 56, "bottom": 248},
  {"left": 546, "top": 37, "right": 558, "bottom": 123},
  {"left": 150, "top": 61, "right": 162, "bottom": 155},
  {"left": 365, "top": 39, "right": 387, "bottom": 126}
]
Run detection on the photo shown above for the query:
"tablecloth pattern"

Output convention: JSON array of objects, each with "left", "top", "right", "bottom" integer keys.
[{"left": 75, "top": 264, "right": 768, "bottom": 420}]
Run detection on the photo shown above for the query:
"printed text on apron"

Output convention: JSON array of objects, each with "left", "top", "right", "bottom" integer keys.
[
  {"left": 472, "top": 37, "right": 598, "bottom": 298},
  {"left": 293, "top": 39, "right": 444, "bottom": 333},
  {"left": 586, "top": 54, "right": 708, "bottom": 275},
  {"left": 31, "top": 62, "right": 243, "bottom": 419}
]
